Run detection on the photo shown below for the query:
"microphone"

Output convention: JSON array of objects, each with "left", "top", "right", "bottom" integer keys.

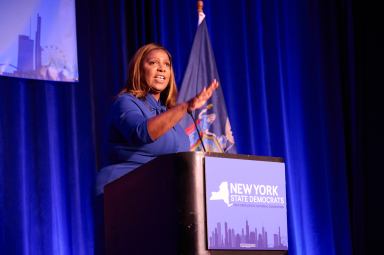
[{"left": 188, "top": 111, "right": 206, "bottom": 152}]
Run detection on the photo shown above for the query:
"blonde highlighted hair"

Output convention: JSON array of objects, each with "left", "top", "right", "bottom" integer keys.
[{"left": 120, "top": 43, "right": 178, "bottom": 108}]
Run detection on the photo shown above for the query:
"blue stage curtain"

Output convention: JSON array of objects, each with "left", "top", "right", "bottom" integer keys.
[
  {"left": 2, "top": 0, "right": 381, "bottom": 254},
  {"left": 0, "top": 78, "right": 96, "bottom": 254},
  {"left": 117, "top": 1, "right": 354, "bottom": 253}
]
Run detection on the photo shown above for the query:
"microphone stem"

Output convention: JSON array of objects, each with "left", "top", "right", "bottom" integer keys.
[{"left": 188, "top": 111, "right": 206, "bottom": 152}]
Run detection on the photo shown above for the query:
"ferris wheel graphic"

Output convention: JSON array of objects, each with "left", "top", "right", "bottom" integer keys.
[
  {"left": 41, "top": 44, "right": 68, "bottom": 70},
  {"left": 39, "top": 44, "right": 73, "bottom": 80}
]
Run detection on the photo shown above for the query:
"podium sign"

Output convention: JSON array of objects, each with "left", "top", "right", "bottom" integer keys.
[{"left": 205, "top": 156, "right": 288, "bottom": 250}]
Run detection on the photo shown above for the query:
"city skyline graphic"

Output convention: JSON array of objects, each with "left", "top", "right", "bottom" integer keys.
[
  {"left": 208, "top": 220, "right": 288, "bottom": 250},
  {"left": 0, "top": 0, "right": 78, "bottom": 82}
]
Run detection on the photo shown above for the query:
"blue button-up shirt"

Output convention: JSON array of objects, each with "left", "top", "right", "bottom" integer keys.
[{"left": 97, "top": 93, "right": 189, "bottom": 194}]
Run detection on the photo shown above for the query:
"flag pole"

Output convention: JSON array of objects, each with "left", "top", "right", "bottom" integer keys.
[
  {"left": 197, "top": 0, "right": 203, "bottom": 13},
  {"left": 197, "top": 1, "right": 205, "bottom": 25}
]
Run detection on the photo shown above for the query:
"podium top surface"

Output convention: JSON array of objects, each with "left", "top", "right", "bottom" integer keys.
[{"left": 202, "top": 152, "right": 284, "bottom": 162}]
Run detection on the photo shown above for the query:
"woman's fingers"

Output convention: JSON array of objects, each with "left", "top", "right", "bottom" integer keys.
[
  {"left": 208, "top": 79, "right": 219, "bottom": 91},
  {"left": 201, "top": 79, "right": 219, "bottom": 98},
  {"left": 188, "top": 79, "right": 219, "bottom": 112}
]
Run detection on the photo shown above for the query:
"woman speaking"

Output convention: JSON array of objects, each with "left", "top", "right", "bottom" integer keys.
[{"left": 97, "top": 43, "right": 218, "bottom": 194}]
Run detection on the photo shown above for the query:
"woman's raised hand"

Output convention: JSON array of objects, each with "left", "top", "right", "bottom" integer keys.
[{"left": 187, "top": 79, "right": 219, "bottom": 112}]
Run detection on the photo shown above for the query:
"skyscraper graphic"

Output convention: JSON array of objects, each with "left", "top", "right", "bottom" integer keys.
[
  {"left": 16, "top": 14, "right": 41, "bottom": 75},
  {"left": 274, "top": 234, "right": 279, "bottom": 247},
  {"left": 224, "top": 222, "right": 228, "bottom": 246},
  {"left": 17, "top": 35, "right": 34, "bottom": 72},
  {"left": 35, "top": 14, "right": 42, "bottom": 70}
]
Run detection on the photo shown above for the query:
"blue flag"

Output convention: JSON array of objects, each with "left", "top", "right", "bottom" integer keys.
[{"left": 177, "top": 15, "right": 236, "bottom": 153}]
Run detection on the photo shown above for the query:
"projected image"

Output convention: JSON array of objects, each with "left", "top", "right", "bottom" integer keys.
[{"left": 0, "top": 0, "right": 78, "bottom": 82}]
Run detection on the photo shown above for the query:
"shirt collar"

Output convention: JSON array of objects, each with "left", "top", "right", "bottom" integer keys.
[{"left": 146, "top": 94, "right": 166, "bottom": 114}]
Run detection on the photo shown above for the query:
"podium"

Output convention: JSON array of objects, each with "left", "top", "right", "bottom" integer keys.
[{"left": 104, "top": 152, "right": 288, "bottom": 255}]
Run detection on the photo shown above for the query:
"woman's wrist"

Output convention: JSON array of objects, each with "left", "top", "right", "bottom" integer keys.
[{"left": 187, "top": 98, "right": 195, "bottom": 113}]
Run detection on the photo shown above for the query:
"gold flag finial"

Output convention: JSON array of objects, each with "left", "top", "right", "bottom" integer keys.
[{"left": 197, "top": 0, "right": 203, "bottom": 13}]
